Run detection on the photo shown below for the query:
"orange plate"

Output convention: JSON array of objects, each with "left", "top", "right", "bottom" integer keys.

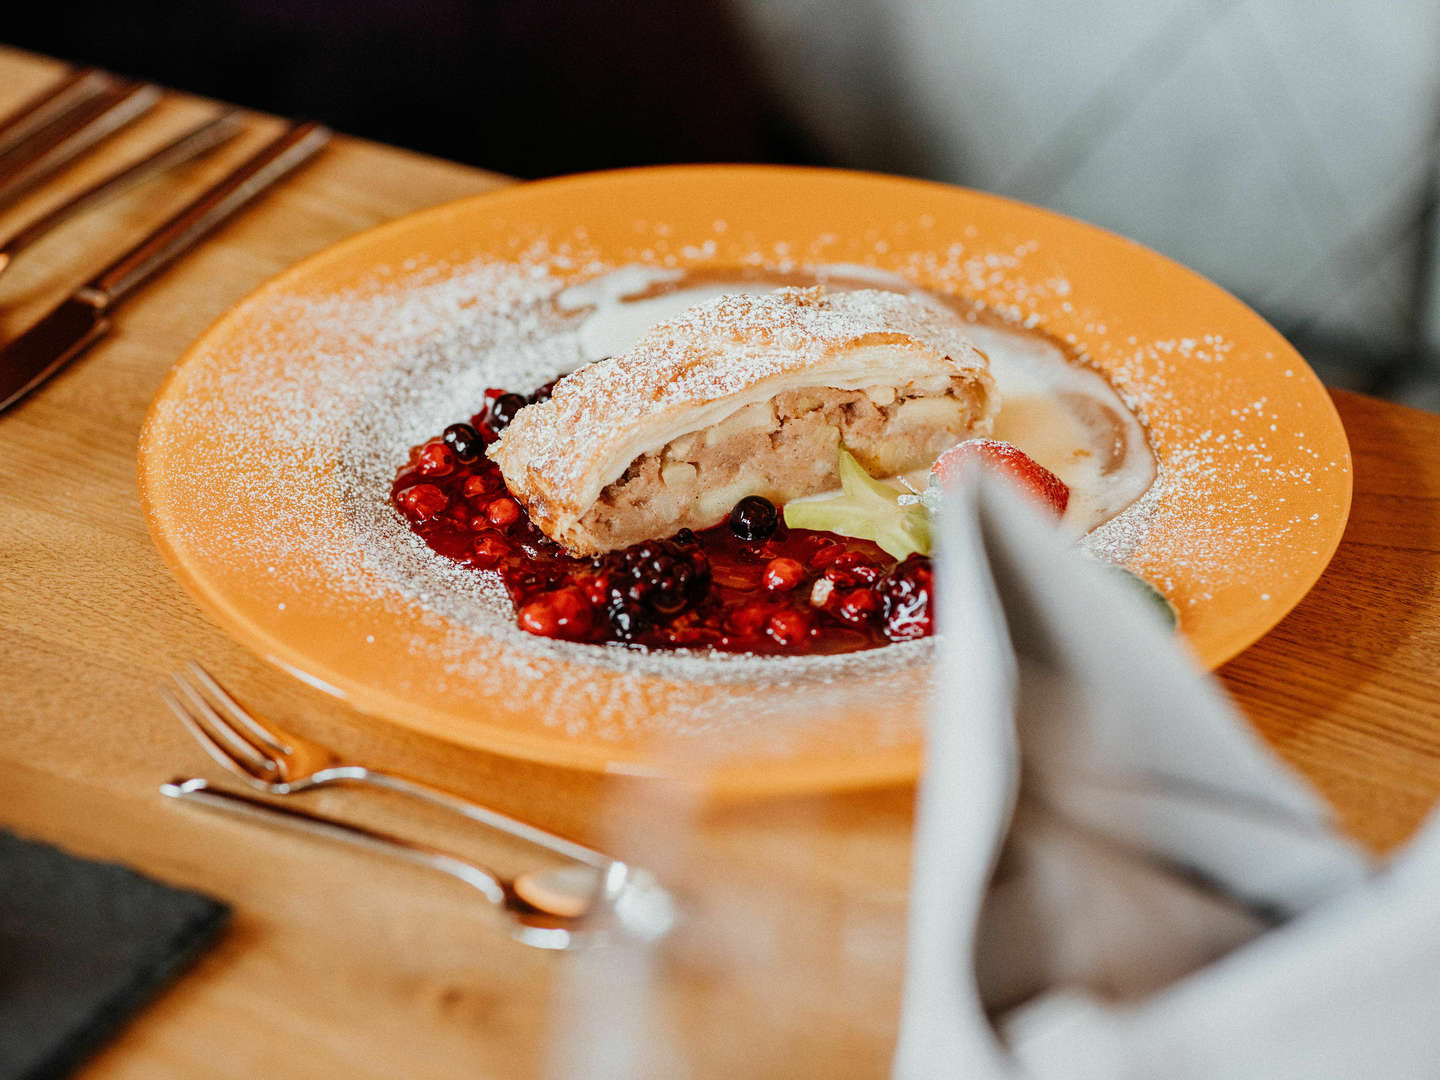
[{"left": 139, "top": 166, "right": 1351, "bottom": 794}]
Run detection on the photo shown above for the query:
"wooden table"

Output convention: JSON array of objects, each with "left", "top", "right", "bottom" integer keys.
[{"left": 2, "top": 46, "right": 1439, "bottom": 1078}]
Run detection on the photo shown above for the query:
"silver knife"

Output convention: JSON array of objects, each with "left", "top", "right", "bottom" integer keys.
[{"left": 0, "top": 120, "right": 331, "bottom": 415}]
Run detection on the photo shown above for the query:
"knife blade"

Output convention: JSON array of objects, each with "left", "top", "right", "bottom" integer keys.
[
  {"left": 0, "top": 291, "right": 110, "bottom": 412},
  {"left": 0, "top": 120, "right": 330, "bottom": 416}
]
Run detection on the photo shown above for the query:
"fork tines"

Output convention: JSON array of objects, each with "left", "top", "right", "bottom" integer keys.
[{"left": 160, "top": 663, "right": 287, "bottom": 780}]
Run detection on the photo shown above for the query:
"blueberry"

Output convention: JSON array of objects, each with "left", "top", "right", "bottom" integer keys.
[
  {"left": 488, "top": 393, "right": 529, "bottom": 432},
  {"left": 729, "top": 495, "right": 778, "bottom": 541},
  {"left": 442, "top": 423, "right": 483, "bottom": 463}
]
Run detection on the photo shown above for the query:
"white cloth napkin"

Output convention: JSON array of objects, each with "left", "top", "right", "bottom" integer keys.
[{"left": 895, "top": 477, "right": 1440, "bottom": 1079}]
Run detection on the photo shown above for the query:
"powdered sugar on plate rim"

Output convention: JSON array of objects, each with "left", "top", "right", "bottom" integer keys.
[{"left": 138, "top": 190, "right": 1351, "bottom": 763}]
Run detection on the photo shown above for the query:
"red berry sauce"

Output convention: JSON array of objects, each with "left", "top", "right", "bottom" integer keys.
[{"left": 391, "top": 386, "right": 934, "bottom": 655}]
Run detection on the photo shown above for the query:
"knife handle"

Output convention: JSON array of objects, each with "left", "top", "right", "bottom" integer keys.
[{"left": 89, "top": 120, "right": 331, "bottom": 305}]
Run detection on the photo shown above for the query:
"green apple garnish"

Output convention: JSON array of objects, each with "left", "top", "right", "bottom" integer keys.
[
  {"left": 783, "top": 449, "right": 1177, "bottom": 631},
  {"left": 783, "top": 448, "right": 932, "bottom": 559}
]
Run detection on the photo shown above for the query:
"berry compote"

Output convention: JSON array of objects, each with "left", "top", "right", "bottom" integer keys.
[{"left": 390, "top": 385, "right": 934, "bottom": 655}]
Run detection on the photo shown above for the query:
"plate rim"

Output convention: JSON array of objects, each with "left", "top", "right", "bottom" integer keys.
[{"left": 138, "top": 163, "right": 1353, "bottom": 793}]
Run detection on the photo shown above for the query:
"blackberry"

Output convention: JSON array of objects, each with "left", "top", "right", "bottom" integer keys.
[
  {"left": 879, "top": 554, "right": 934, "bottom": 641},
  {"left": 605, "top": 590, "right": 649, "bottom": 640},
  {"left": 601, "top": 536, "right": 711, "bottom": 638}
]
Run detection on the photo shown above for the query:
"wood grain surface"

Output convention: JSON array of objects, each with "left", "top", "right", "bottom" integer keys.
[{"left": 2, "top": 45, "right": 1439, "bottom": 1079}]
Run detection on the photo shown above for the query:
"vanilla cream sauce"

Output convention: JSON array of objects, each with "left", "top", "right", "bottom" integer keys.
[{"left": 558, "top": 266, "right": 1155, "bottom": 535}]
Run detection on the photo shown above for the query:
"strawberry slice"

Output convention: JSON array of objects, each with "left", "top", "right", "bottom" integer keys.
[{"left": 931, "top": 439, "right": 1070, "bottom": 517}]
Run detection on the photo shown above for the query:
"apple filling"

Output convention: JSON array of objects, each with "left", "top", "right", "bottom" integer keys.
[{"left": 576, "top": 378, "right": 990, "bottom": 552}]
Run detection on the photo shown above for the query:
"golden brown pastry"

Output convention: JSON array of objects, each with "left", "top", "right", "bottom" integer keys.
[{"left": 489, "top": 286, "right": 997, "bottom": 554}]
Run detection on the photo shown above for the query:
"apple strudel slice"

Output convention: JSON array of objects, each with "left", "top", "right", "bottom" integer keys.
[{"left": 489, "top": 286, "right": 998, "bottom": 555}]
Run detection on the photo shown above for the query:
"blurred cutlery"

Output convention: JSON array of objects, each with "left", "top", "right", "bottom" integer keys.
[
  {"left": 0, "top": 80, "right": 161, "bottom": 210},
  {"left": 0, "top": 120, "right": 330, "bottom": 414},
  {"left": 0, "top": 110, "right": 244, "bottom": 281},
  {"left": 161, "top": 777, "right": 677, "bottom": 950},
  {"left": 0, "top": 66, "right": 111, "bottom": 157},
  {"left": 161, "top": 660, "right": 620, "bottom": 877}
]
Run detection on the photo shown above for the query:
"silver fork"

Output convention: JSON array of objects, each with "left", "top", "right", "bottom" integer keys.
[
  {"left": 160, "top": 777, "right": 675, "bottom": 950},
  {"left": 159, "top": 662, "right": 668, "bottom": 935}
]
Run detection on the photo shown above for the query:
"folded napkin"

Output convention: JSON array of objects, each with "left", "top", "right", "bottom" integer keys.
[
  {"left": 0, "top": 830, "right": 230, "bottom": 1080},
  {"left": 895, "top": 478, "right": 1440, "bottom": 1079}
]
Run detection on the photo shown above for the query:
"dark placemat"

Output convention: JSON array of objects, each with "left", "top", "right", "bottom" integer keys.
[{"left": 0, "top": 830, "right": 230, "bottom": 1080}]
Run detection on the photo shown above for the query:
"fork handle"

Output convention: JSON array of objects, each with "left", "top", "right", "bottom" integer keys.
[
  {"left": 161, "top": 777, "right": 508, "bottom": 906},
  {"left": 314, "top": 765, "right": 616, "bottom": 872}
]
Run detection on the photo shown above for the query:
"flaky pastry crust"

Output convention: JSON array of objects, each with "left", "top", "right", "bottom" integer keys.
[{"left": 489, "top": 287, "right": 997, "bottom": 554}]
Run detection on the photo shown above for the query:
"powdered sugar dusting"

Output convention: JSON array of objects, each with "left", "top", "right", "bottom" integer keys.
[
  {"left": 140, "top": 223, "right": 1348, "bottom": 759},
  {"left": 143, "top": 256, "right": 944, "bottom": 754}
]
